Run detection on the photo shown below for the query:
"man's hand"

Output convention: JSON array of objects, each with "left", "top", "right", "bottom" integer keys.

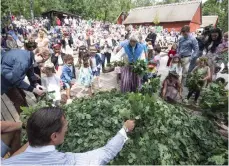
[
  {"left": 36, "top": 84, "right": 46, "bottom": 91},
  {"left": 124, "top": 120, "right": 135, "bottom": 133},
  {"left": 33, "top": 87, "right": 45, "bottom": 96}
]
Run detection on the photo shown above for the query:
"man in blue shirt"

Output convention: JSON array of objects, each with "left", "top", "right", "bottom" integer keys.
[
  {"left": 2, "top": 107, "right": 135, "bottom": 165},
  {"left": 177, "top": 25, "right": 199, "bottom": 86}
]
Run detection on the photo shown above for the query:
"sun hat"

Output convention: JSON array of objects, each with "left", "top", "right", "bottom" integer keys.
[{"left": 169, "top": 71, "right": 179, "bottom": 78}]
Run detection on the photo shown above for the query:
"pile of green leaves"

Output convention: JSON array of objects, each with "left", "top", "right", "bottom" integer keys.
[
  {"left": 186, "top": 72, "right": 204, "bottom": 91},
  {"left": 20, "top": 88, "right": 228, "bottom": 165},
  {"left": 130, "top": 60, "right": 147, "bottom": 77},
  {"left": 200, "top": 82, "right": 228, "bottom": 124},
  {"left": 53, "top": 90, "right": 227, "bottom": 165}
]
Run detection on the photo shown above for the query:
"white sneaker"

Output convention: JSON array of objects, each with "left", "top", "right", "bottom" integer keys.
[
  {"left": 98, "top": 83, "right": 102, "bottom": 88},
  {"left": 66, "top": 99, "right": 73, "bottom": 105}
]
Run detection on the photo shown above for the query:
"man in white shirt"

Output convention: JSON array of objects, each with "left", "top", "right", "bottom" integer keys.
[
  {"left": 100, "top": 32, "right": 113, "bottom": 72},
  {"left": 64, "top": 17, "right": 69, "bottom": 26},
  {"left": 2, "top": 107, "right": 135, "bottom": 165}
]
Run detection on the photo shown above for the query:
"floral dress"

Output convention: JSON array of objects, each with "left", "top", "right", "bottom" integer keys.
[{"left": 78, "top": 67, "right": 93, "bottom": 87}]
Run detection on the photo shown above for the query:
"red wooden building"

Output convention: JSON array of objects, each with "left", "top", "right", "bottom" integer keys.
[{"left": 119, "top": 1, "right": 202, "bottom": 32}]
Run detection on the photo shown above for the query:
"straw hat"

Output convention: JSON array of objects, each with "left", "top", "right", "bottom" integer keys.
[{"left": 169, "top": 71, "right": 179, "bottom": 78}]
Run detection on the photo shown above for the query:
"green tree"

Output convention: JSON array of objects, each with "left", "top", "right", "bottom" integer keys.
[
  {"left": 203, "top": 0, "right": 228, "bottom": 32},
  {"left": 153, "top": 11, "right": 160, "bottom": 25}
]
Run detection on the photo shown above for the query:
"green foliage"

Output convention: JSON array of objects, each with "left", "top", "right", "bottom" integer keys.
[
  {"left": 153, "top": 11, "right": 160, "bottom": 25},
  {"left": 20, "top": 91, "right": 55, "bottom": 126},
  {"left": 202, "top": 0, "right": 228, "bottom": 32},
  {"left": 200, "top": 82, "right": 228, "bottom": 124},
  {"left": 130, "top": 60, "right": 147, "bottom": 77},
  {"left": 140, "top": 76, "right": 160, "bottom": 95},
  {"left": 21, "top": 89, "right": 228, "bottom": 164},
  {"left": 186, "top": 72, "right": 204, "bottom": 91},
  {"left": 110, "top": 60, "right": 126, "bottom": 67},
  {"left": 1, "top": 0, "right": 195, "bottom": 23}
]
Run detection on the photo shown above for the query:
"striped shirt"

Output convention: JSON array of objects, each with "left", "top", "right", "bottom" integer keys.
[{"left": 2, "top": 129, "right": 128, "bottom": 165}]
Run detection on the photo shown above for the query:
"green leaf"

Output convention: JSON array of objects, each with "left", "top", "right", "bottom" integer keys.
[
  {"left": 77, "top": 139, "right": 83, "bottom": 144},
  {"left": 86, "top": 114, "right": 91, "bottom": 119},
  {"left": 208, "top": 155, "right": 226, "bottom": 165}
]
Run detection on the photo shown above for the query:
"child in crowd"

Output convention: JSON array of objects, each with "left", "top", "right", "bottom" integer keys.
[
  {"left": 143, "top": 60, "right": 158, "bottom": 83},
  {"left": 51, "top": 44, "right": 65, "bottom": 77},
  {"left": 167, "top": 43, "right": 177, "bottom": 66},
  {"left": 89, "top": 47, "right": 103, "bottom": 88},
  {"left": 41, "top": 61, "right": 61, "bottom": 106},
  {"left": 169, "top": 55, "right": 182, "bottom": 78},
  {"left": 78, "top": 56, "right": 93, "bottom": 96},
  {"left": 60, "top": 54, "right": 76, "bottom": 104},
  {"left": 161, "top": 71, "right": 182, "bottom": 102},
  {"left": 184, "top": 57, "right": 211, "bottom": 105},
  {"left": 152, "top": 45, "right": 161, "bottom": 71}
]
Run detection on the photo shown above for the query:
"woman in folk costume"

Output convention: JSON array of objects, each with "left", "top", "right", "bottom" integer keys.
[{"left": 116, "top": 34, "right": 146, "bottom": 93}]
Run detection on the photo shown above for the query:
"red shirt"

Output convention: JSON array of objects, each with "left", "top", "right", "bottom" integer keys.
[
  {"left": 56, "top": 19, "right": 61, "bottom": 26},
  {"left": 168, "top": 49, "right": 176, "bottom": 58}
]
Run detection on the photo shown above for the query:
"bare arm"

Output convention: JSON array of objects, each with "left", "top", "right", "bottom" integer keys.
[
  {"left": 0, "top": 121, "right": 22, "bottom": 133},
  {"left": 191, "top": 66, "right": 198, "bottom": 74},
  {"left": 162, "top": 80, "right": 167, "bottom": 98},
  {"left": 203, "top": 67, "right": 211, "bottom": 81}
]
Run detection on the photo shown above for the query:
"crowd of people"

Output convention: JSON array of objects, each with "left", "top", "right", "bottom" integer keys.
[{"left": 1, "top": 14, "right": 228, "bottom": 164}]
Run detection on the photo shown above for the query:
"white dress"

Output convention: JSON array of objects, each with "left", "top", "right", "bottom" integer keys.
[
  {"left": 61, "top": 38, "right": 73, "bottom": 55},
  {"left": 41, "top": 75, "right": 61, "bottom": 102}
]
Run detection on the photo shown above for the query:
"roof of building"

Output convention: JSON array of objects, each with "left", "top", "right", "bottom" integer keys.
[
  {"left": 201, "top": 15, "right": 218, "bottom": 27},
  {"left": 42, "top": 10, "right": 80, "bottom": 18},
  {"left": 123, "top": 1, "right": 201, "bottom": 24}
]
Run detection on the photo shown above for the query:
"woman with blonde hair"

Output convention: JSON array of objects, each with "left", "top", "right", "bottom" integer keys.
[{"left": 35, "top": 28, "right": 49, "bottom": 49}]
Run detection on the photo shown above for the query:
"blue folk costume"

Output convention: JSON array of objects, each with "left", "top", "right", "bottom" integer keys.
[{"left": 121, "top": 43, "right": 144, "bottom": 93}]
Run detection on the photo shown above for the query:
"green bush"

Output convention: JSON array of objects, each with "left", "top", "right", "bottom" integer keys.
[{"left": 21, "top": 90, "right": 228, "bottom": 165}]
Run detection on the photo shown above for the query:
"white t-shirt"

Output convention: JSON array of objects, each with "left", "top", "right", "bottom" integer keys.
[
  {"left": 58, "top": 55, "right": 64, "bottom": 65},
  {"left": 91, "top": 57, "right": 97, "bottom": 71},
  {"left": 41, "top": 75, "right": 61, "bottom": 101},
  {"left": 154, "top": 54, "right": 161, "bottom": 61},
  {"left": 64, "top": 18, "right": 69, "bottom": 25}
]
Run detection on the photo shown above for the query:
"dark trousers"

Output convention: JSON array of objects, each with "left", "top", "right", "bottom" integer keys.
[
  {"left": 33, "top": 66, "right": 41, "bottom": 98},
  {"left": 6, "top": 88, "right": 28, "bottom": 114},
  {"left": 187, "top": 89, "right": 200, "bottom": 102},
  {"left": 102, "top": 52, "right": 111, "bottom": 69}
]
